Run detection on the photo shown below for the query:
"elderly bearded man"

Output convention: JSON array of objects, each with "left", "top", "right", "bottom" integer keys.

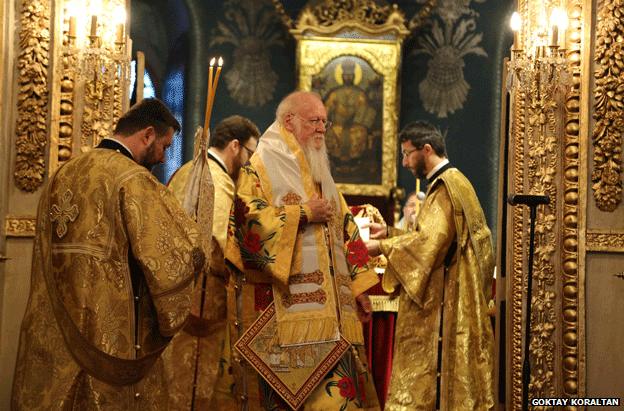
[
  {"left": 224, "top": 91, "right": 380, "bottom": 410},
  {"left": 12, "top": 98, "right": 205, "bottom": 410},
  {"left": 366, "top": 121, "right": 495, "bottom": 411}
]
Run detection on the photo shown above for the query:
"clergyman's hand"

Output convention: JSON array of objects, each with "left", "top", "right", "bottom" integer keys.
[
  {"left": 366, "top": 222, "right": 387, "bottom": 239},
  {"left": 365, "top": 239, "right": 381, "bottom": 257},
  {"left": 305, "top": 194, "right": 333, "bottom": 223},
  {"left": 356, "top": 293, "right": 373, "bottom": 323}
]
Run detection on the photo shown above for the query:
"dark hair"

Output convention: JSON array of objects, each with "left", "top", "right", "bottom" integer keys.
[
  {"left": 114, "top": 98, "right": 181, "bottom": 138},
  {"left": 399, "top": 121, "right": 447, "bottom": 157},
  {"left": 209, "top": 115, "right": 260, "bottom": 149}
]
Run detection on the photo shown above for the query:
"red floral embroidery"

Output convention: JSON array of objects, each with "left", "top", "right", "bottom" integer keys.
[
  {"left": 234, "top": 197, "right": 249, "bottom": 226},
  {"left": 337, "top": 376, "right": 356, "bottom": 400},
  {"left": 243, "top": 231, "right": 261, "bottom": 254},
  {"left": 347, "top": 239, "right": 369, "bottom": 268}
]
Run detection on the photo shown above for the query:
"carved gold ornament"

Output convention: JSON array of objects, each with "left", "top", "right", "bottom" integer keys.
[
  {"left": 506, "top": 0, "right": 584, "bottom": 407},
  {"left": 561, "top": 0, "right": 583, "bottom": 400},
  {"left": 274, "top": 0, "right": 436, "bottom": 36},
  {"left": 586, "top": 230, "right": 624, "bottom": 252},
  {"left": 5, "top": 216, "right": 37, "bottom": 238},
  {"left": 592, "top": 0, "right": 624, "bottom": 211},
  {"left": 14, "top": 0, "right": 51, "bottom": 192}
]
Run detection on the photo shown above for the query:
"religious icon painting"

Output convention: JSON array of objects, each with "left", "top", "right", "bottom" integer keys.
[
  {"left": 291, "top": 9, "right": 407, "bottom": 197},
  {"left": 311, "top": 56, "right": 384, "bottom": 186}
]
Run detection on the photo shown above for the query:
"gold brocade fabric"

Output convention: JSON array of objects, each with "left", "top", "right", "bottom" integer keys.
[
  {"left": 213, "top": 279, "right": 380, "bottom": 411},
  {"left": 11, "top": 148, "right": 203, "bottom": 411},
  {"left": 163, "top": 158, "right": 232, "bottom": 409},
  {"left": 379, "top": 168, "right": 495, "bottom": 411},
  {"left": 221, "top": 123, "right": 379, "bottom": 410}
]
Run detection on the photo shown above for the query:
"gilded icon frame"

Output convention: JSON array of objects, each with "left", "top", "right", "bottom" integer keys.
[{"left": 295, "top": 37, "right": 402, "bottom": 197}]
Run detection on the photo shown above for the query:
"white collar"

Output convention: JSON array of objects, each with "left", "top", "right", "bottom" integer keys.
[
  {"left": 426, "top": 158, "right": 449, "bottom": 180},
  {"left": 208, "top": 148, "right": 229, "bottom": 174},
  {"left": 101, "top": 137, "right": 135, "bottom": 159}
]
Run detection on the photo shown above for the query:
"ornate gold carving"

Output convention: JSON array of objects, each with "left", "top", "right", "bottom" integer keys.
[
  {"left": 53, "top": 14, "right": 79, "bottom": 171},
  {"left": 507, "top": 1, "right": 583, "bottom": 407},
  {"left": 586, "top": 230, "right": 624, "bottom": 252},
  {"left": 510, "top": 81, "right": 526, "bottom": 411},
  {"left": 305, "top": 0, "right": 398, "bottom": 26},
  {"left": 5, "top": 216, "right": 37, "bottom": 238},
  {"left": 291, "top": 0, "right": 410, "bottom": 38},
  {"left": 561, "top": 0, "right": 583, "bottom": 401},
  {"left": 592, "top": 0, "right": 624, "bottom": 211},
  {"left": 525, "top": 78, "right": 558, "bottom": 400},
  {"left": 14, "top": 0, "right": 51, "bottom": 192},
  {"left": 274, "top": 0, "right": 435, "bottom": 36}
]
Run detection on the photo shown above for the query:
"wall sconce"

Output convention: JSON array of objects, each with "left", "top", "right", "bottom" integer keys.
[
  {"left": 507, "top": 8, "right": 572, "bottom": 96},
  {"left": 52, "top": 0, "right": 131, "bottom": 170}
]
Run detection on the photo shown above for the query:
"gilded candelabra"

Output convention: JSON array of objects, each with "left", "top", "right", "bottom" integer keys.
[{"left": 52, "top": 0, "right": 131, "bottom": 171}]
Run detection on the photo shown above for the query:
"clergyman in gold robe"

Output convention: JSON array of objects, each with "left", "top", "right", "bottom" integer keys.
[
  {"left": 366, "top": 121, "right": 495, "bottom": 410},
  {"left": 165, "top": 115, "right": 260, "bottom": 409},
  {"left": 12, "top": 99, "right": 205, "bottom": 410},
  {"left": 224, "top": 91, "right": 380, "bottom": 410}
]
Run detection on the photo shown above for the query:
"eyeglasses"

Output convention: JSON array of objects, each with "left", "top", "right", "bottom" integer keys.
[
  {"left": 241, "top": 144, "right": 255, "bottom": 156},
  {"left": 294, "top": 114, "right": 332, "bottom": 130},
  {"left": 401, "top": 147, "right": 421, "bottom": 158}
]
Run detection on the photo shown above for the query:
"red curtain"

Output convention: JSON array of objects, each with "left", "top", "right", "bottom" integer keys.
[{"left": 363, "top": 276, "right": 397, "bottom": 409}]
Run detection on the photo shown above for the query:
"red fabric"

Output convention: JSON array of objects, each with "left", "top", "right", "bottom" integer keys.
[{"left": 364, "top": 311, "right": 396, "bottom": 409}]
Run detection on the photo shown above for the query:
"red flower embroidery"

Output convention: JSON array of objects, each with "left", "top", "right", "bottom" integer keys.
[
  {"left": 234, "top": 197, "right": 249, "bottom": 226},
  {"left": 337, "top": 376, "right": 356, "bottom": 400},
  {"left": 347, "top": 239, "right": 369, "bottom": 268},
  {"left": 243, "top": 231, "right": 262, "bottom": 254}
]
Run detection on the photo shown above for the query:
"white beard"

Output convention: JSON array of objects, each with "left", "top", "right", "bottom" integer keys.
[{"left": 302, "top": 139, "right": 332, "bottom": 184}]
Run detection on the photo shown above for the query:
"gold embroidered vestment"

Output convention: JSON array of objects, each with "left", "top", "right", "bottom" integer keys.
[
  {"left": 162, "top": 157, "right": 232, "bottom": 409},
  {"left": 12, "top": 148, "right": 203, "bottom": 410},
  {"left": 380, "top": 168, "right": 495, "bottom": 411}
]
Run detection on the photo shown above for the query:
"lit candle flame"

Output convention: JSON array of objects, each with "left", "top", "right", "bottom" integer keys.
[
  {"left": 510, "top": 12, "right": 522, "bottom": 32},
  {"left": 113, "top": 5, "right": 126, "bottom": 25},
  {"left": 209, "top": 57, "right": 216, "bottom": 67},
  {"left": 510, "top": 12, "right": 522, "bottom": 50},
  {"left": 218, "top": 57, "right": 224, "bottom": 67}
]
